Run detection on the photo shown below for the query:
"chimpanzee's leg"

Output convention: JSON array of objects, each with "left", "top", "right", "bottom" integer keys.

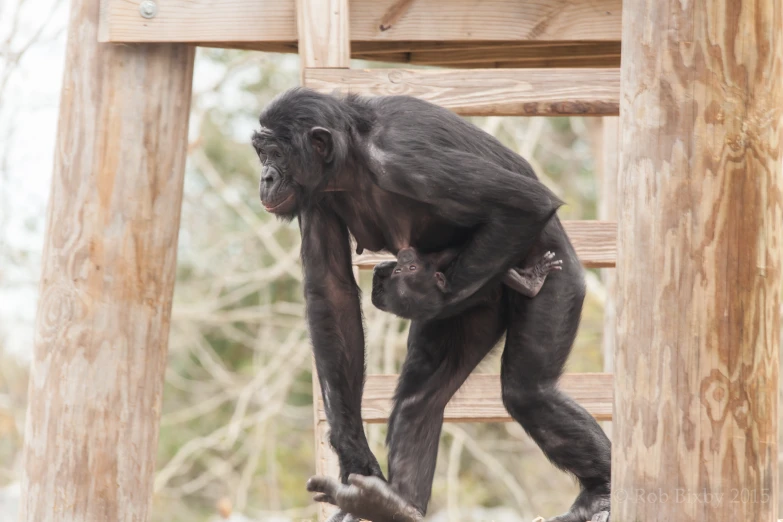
[
  {"left": 501, "top": 249, "right": 611, "bottom": 522},
  {"left": 387, "top": 288, "right": 506, "bottom": 513},
  {"left": 308, "top": 288, "right": 507, "bottom": 521}
]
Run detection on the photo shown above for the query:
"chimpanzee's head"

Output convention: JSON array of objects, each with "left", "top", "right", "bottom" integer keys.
[{"left": 253, "top": 88, "right": 353, "bottom": 220}]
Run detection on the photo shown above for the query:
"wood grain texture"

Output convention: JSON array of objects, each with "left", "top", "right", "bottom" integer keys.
[
  {"left": 196, "top": 41, "right": 620, "bottom": 69},
  {"left": 615, "top": 1, "right": 781, "bottom": 521},
  {"left": 599, "top": 118, "right": 619, "bottom": 371},
  {"left": 19, "top": 2, "right": 194, "bottom": 521},
  {"left": 401, "top": 41, "right": 621, "bottom": 66},
  {"left": 305, "top": 68, "right": 620, "bottom": 116},
  {"left": 351, "top": 54, "right": 621, "bottom": 70},
  {"left": 297, "top": 0, "right": 350, "bottom": 68},
  {"left": 99, "top": 0, "right": 620, "bottom": 44},
  {"left": 316, "top": 373, "right": 613, "bottom": 423},
  {"left": 353, "top": 221, "right": 617, "bottom": 269}
]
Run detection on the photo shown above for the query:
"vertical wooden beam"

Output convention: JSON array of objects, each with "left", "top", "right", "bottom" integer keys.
[
  {"left": 18, "top": 1, "right": 194, "bottom": 520},
  {"left": 615, "top": 1, "right": 781, "bottom": 521},
  {"left": 297, "top": 0, "right": 350, "bottom": 69},
  {"left": 297, "top": 1, "right": 351, "bottom": 520},
  {"left": 588, "top": 116, "right": 619, "bottom": 442},
  {"left": 599, "top": 117, "right": 619, "bottom": 373}
]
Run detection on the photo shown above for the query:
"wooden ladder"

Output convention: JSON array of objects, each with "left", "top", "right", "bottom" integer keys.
[{"left": 294, "top": 3, "right": 620, "bottom": 520}]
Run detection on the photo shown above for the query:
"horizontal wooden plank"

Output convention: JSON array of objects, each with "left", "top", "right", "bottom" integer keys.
[
  {"left": 352, "top": 54, "right": 621, "bottom": 70},
  {"left": 352, "top": 41, "right": 620, "bottom": 55},
  {"left": 404, "top": 41, "right": 621, "bottom": 66},
  {"left": 201, "top": 41, "right": 621, "bottom": 68},
  {"left": 305, "top": 68, "right": 620, "bottom": 116},
  {"left": 316, "top": 373, "right": 613, "bottom": 423},
  {"left": 354, "top": 221, "right": 617, "bottom": 269},
  {"left": 99, "top": 0, "right": 621, "bottom": 44}
]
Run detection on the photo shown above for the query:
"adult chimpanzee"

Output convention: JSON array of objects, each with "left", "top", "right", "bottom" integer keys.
[
  {"left": 372, "top": 247, "right": 563, "bottom": 318},
  {"left": 254, "top": 88, "right": 611, "bottom": 522}
]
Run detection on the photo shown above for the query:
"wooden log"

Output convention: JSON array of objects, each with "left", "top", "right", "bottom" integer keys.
[
  {"left": 18, "top": 3, "right": 194, "bottom": 522},
  {"left": 354, "top": 221, "right": 617, "bottom": 269},
  {"left": 305, "top": 68, "right": 620, "bottom": 116},
  {"left": 615, "top": 1, "right": 781, "bottom": 521},
  {"left": 315, "top": 373, "right": 613, "bottom": 423},
  {"left": 99, "top": 0, "right": 621, "bottom": 45}
]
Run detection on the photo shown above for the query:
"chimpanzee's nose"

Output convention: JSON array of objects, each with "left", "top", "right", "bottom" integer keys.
[
  {"left": 397, "top": 247, "right": 415, "bottom": 264},
  {"left": 261, "top": 166, "right": 278, "bottom": 185}
]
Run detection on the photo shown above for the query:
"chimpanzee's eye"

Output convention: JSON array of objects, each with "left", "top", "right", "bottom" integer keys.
[
  {"left": 409, "top": 265, "right": 416, "bottom": 271},
  {"left": 271, "top": 150, "right": 281, "bottom": 160},
  {"left": 394, "top": 268, "right": 401, "bottom": 274}
]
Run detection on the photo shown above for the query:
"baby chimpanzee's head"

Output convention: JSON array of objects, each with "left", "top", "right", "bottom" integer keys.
[{"left": 371, "top": 247, "right": 450, "bottom": 320}]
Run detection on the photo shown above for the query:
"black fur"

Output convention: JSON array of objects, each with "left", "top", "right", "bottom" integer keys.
[{"left": 255, "top": 87, "right": 611, "bottom": 522}]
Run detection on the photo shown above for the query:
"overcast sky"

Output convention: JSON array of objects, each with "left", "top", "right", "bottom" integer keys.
[{"left": 0, "top": 0, "right": 69, "bottom": 361}]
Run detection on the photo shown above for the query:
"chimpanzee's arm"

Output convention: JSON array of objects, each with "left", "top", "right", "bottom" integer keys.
[
  {"left": 299, "top": 204, "right": 383, "bottom": 482},
  {"left": 378, "top": 147, "right": 561, "bottom": 318}
]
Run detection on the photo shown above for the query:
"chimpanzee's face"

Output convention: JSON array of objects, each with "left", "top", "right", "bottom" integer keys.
[{"left": 252, "top": 127, "right": 302, "bottom": 219}]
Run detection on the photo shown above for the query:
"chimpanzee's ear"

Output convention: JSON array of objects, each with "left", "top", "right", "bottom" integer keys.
[
  {"left": 435, "top": 272, "right": 448, "bottom": 293},
  {"left": 309, "top": 127, "right": 334, "bottom": 163}
]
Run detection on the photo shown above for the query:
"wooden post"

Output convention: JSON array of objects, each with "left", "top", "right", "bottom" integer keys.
[
  {"left": 297, "top": 0, "right": 350, "bottom": 70},
  {"left": 297, "top": 0, "right": 351, "bottom": 519},
  {"left": 18, "top": 0, "right": 194, "bottom": 520},
  {"left": 615, "top": 1, "right": 781, "bottom": 521},
  {"left": 599, "top": 117, "right": 619, "bottom": 373}
]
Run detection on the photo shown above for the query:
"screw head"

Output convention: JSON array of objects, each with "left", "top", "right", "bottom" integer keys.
[{"left": 139, "top": 0, "right": 157, "bottom": 19}]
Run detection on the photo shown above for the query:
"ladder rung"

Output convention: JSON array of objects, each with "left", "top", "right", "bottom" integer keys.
[
  {"left": 304, "top": 68, "right": 620, "bottom": 116},
  {"left": 315, "top": 373, "right": 613, "bottom": 423},
  {"left": 354, "top": 220, "right": 616, "bottom": 269}
]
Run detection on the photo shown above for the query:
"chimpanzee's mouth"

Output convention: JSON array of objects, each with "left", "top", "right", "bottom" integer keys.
[{"left": 263, "top": 193, "right": 295, "bottom": 213}]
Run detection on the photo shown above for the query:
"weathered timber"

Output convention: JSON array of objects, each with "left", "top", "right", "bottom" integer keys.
[
  {"left": 19, "top": 1, "right": 194, "bottom": 521},
  {"left": 614, "top": 1, "right": 781, "bottom": 520},
  {"left": 99, "top": 0, "right": 621, "bottom": 45},
  {"left": 305, "top": 68, "right": 620, "bottom": 116}
]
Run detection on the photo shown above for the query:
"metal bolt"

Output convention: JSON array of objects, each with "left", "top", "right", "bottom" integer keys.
[{"left": 139, "top": 0, "right": 157, "bottom": 19}]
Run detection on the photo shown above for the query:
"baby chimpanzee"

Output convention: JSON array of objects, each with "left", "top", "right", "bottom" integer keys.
[{"left": 372, "top": 246, "right": 562, "bottom": 318}]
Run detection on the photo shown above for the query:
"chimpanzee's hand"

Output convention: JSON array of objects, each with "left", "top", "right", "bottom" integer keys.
[{"left": 307, "top": 474, "right": 423, "bottom": 522}]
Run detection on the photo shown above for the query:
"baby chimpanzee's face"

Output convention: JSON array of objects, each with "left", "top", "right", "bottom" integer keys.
[{"left": 370, "top": 248, "right": 448, "bottom": 320}]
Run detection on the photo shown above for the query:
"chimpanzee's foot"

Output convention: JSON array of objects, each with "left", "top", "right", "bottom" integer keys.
[
  {"left": 545, "top": 486, "right": 610, "bottom": 522},
  {"left": 309, "top": 495, "right": 362, "bottom": 522},
  {"left": 504, "top": 251, "right": 563, "bottom": 298},
  {"left": 323, "top": 510, "right": 360, "bottom": 522},
  {"left": 527, "top": 251, "right": 563, "bottom": 278},
  {"left": 307, "top": 474, "right": 423, "bottom": 522}
]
